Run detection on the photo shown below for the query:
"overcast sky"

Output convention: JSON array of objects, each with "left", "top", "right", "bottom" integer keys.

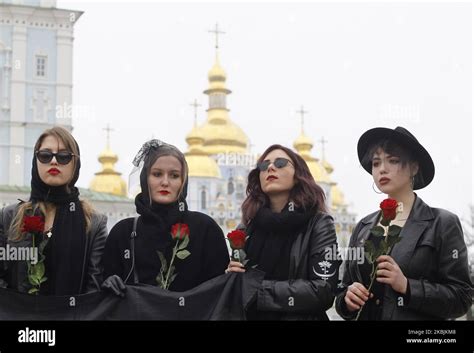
[{"left": 61, "top": 0, "right": 472, "bottom": 222}]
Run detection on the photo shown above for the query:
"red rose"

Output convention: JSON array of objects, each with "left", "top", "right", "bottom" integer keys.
[
  {"left": 227, "top": 230, "right": 246, "bottom": 250},
  {"left": 21, "top": 216, "right": 45, "bottom": 234},
  {"left": 380, "top": 198, "right": 398, "bottom": 221},
  {"left": 171, "top": 223, "right": 190, "bottom": 241}
]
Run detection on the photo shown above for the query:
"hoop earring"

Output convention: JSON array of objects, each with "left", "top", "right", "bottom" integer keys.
[{"left": 372, "top": 181, "right": 383, "bottom": 194}]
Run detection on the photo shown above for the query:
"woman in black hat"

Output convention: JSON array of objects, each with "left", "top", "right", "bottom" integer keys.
[
  {"left": 0, "top": 126, "right": 107, "bottom": 295},
  {"left": 335, "top": 126, "right": 472, "bottom": 320},
  {"left": 101, "top": 140, "right": 229, "bottom": 295}
]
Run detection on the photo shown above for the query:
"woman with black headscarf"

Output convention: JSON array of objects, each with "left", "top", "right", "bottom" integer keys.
[
  {"left": 0, "top": 126, "right": 108, "bottom": 295},
  {"left": 101, "top": 140, "right": 229, "bottom": 295}
]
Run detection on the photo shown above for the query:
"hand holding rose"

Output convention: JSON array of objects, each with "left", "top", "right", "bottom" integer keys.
[
  {"left": 225, "top": 229, "right": 248, "bottom": 274},
  {"left": 376, "top": 255, "right": 408, "bottom": 294}
]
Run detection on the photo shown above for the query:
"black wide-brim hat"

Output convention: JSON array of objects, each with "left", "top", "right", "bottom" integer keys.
[{"left": 357, "top": 126, "right": 435, "bottom": 190}]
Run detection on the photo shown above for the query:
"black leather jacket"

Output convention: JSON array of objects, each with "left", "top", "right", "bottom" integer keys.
[
  {"left": 0, "top": 203, "right": 108, "bottom": 294},
  {"left": 242, "top": 212, "right": 341, "bottom": 320},
  {"left": 336, "top": 195, "right": 473, "bottom": 320}
]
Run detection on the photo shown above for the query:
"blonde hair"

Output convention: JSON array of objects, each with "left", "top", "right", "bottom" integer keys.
[
  {"left": 9, "top": 127, "right": 95, "bottom": 241},
  {"left": 9, "top": 200, "right": 94, "bottom": 241}
]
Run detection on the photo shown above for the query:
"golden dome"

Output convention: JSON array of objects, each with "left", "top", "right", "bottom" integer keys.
[
  {"left": 89, "top": 145, "right": 127, "bottom": 197},
  {"left": 305, "top": 160, "right": 332, "bottom": 184},
  {"left": 185, "top": 125, "right": 221, "bottom": 178},
  {"left": 294, "top": 132, "right": 314, "bottom": 151},
  {"left": 293, "top": 132, "right": 331, "bottom": 183},
  {"left": 294, "top": 130, "right": 348, "bottom": 210},
  {"left": 198, "top": 53, "right": 249, "bottom": 155},
  {"left": 185, "top": 124, "right": 205, "bottom": 146},
  {"left": 199, "top": 119, "right": 248, "bottom": 154},
  {"left": 206, "top": 56, "right": 231, "bottom": 92},
  {"left": 331, "top": 183, "right": 346, "bottom": 209},
  {"left": 208, "top": 56, "right": 226, "bottom": 80}
]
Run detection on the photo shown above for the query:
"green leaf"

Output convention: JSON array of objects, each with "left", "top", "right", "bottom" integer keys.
[
  {"left": 370, "top": 226, "right": 385, "bottom": 238},
  {"left": 28, "top": 274, "right": 40, "bottom": 286},
  {"left": 156, "top": 267, "right": 166, "bottom": 287},
  {"left": 388, "top": 225, "right": 402, "bottom": 237},
  {"left": 177, "top": 235, "right": 189, "bottom": 250},
  {"left": 176, "top": 250, "right": 191, "bottom": 260},
  {"left": 169, "top": 265, "right": 175, "bottom": 276},
  {"left": 40, "top": 277, "right": 48, "bottom": 284},
  {"left": 169, "top": 273, "right": 178, "bottom": 284},
  {"left": 29, "top": 262, "right": 45, "bottom": 280},
  {"left": 28, "top": 287, "right": 39, "bottom": 294},
  {"left": 364, "top": 240, "right": 375, "bottom": 254},
  {"left": 157, "top": 251, "right": 168, "bottom": 273},
  {"left": 386, "top": 225, "right": 402, "bottom": 249},
  {"left": 364, "top": 241, "right": 375, "bottom": 263},
  {"left": 156, "top": 275, "right": 164, "bottom": 288},
  {"left": 39, "top": 239, "right": 49, "bottom": 256},
  {"left": 386, "top": 236, "right": 401, "bottom": 250},
  {"left": 380, "top": 241, "right": 389, "bottom": 255}
]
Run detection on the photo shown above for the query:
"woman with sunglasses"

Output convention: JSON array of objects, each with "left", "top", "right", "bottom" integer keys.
[
  {"left": 335, "top": 126, "right": 472, "bottom": 320},
  {"left": 0, "top": 126, "right": 107, "bottom": 295},
  {"left": 101, "top": 140, "right": 229, "bottom": 296},
  {"left": 226, "top": 144, "right": 341, "bottom": 320}
]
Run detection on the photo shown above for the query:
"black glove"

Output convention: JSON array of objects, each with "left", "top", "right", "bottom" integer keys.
[{"left": 101, "top": 275, "right": 126, "bottom": 297}]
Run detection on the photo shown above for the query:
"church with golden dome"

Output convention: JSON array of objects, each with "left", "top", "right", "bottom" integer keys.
[
  {"left": 183, "top": 44, "right": 253, "bottom": 232},
  {"left": 0, "top": 1, "right": 355, "bottom": 240},
  {"left": 89, "top": 125, "right": 127, "bottom": 197},
  {"left": 84, "top": 24, "right": 355, "bottom": 240},
  {"left": 179, "top": 27, "right": 355, "bottom": 239}
]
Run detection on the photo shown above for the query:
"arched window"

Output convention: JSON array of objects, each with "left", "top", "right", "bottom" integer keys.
[{"left": 201, "top": 188, "right": 207, "bottom": 210}]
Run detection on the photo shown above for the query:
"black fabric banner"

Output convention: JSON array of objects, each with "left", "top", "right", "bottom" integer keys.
[{"left": 0, "top": 269, "right": 265, "bottom": 320}]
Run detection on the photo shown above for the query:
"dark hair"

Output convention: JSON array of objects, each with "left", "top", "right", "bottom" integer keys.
[
  {"left": 241, "top": 144, "right": 327, "bottom": 225},
  {"left": 361, "top": 138, "right": 425, "bottom": 187}
]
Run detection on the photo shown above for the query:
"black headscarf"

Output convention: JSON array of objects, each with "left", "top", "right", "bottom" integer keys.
[
  {"left": 29, "top": 142, "right": 86, "bottom": 296},
  {"left": 133, "top": 141, "right": 189, "bottom": 244},
  {"left": 245, "top": 203, "right": 314, "bottom": 280}
]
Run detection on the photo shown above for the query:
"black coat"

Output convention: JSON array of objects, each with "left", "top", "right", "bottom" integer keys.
[
  {"left": 0, "top": 203, "right": 108, "bottom": 294},
  {"left": 335, "top": 194, "right": 473, "bottom": 320},
  {"left": 242, "top": 212, "right": 340, "bottom": 320},
  {"left": 102, "top": 211, "right": 229, "bottom": 292}
]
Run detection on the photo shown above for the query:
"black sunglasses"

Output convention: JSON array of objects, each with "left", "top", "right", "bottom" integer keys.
[
  {"left": 36, "top": 150, "right": 75, "bottom": 165},
  {"left": 257, "top": 157, "right": 293, "bottom": 172}
]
